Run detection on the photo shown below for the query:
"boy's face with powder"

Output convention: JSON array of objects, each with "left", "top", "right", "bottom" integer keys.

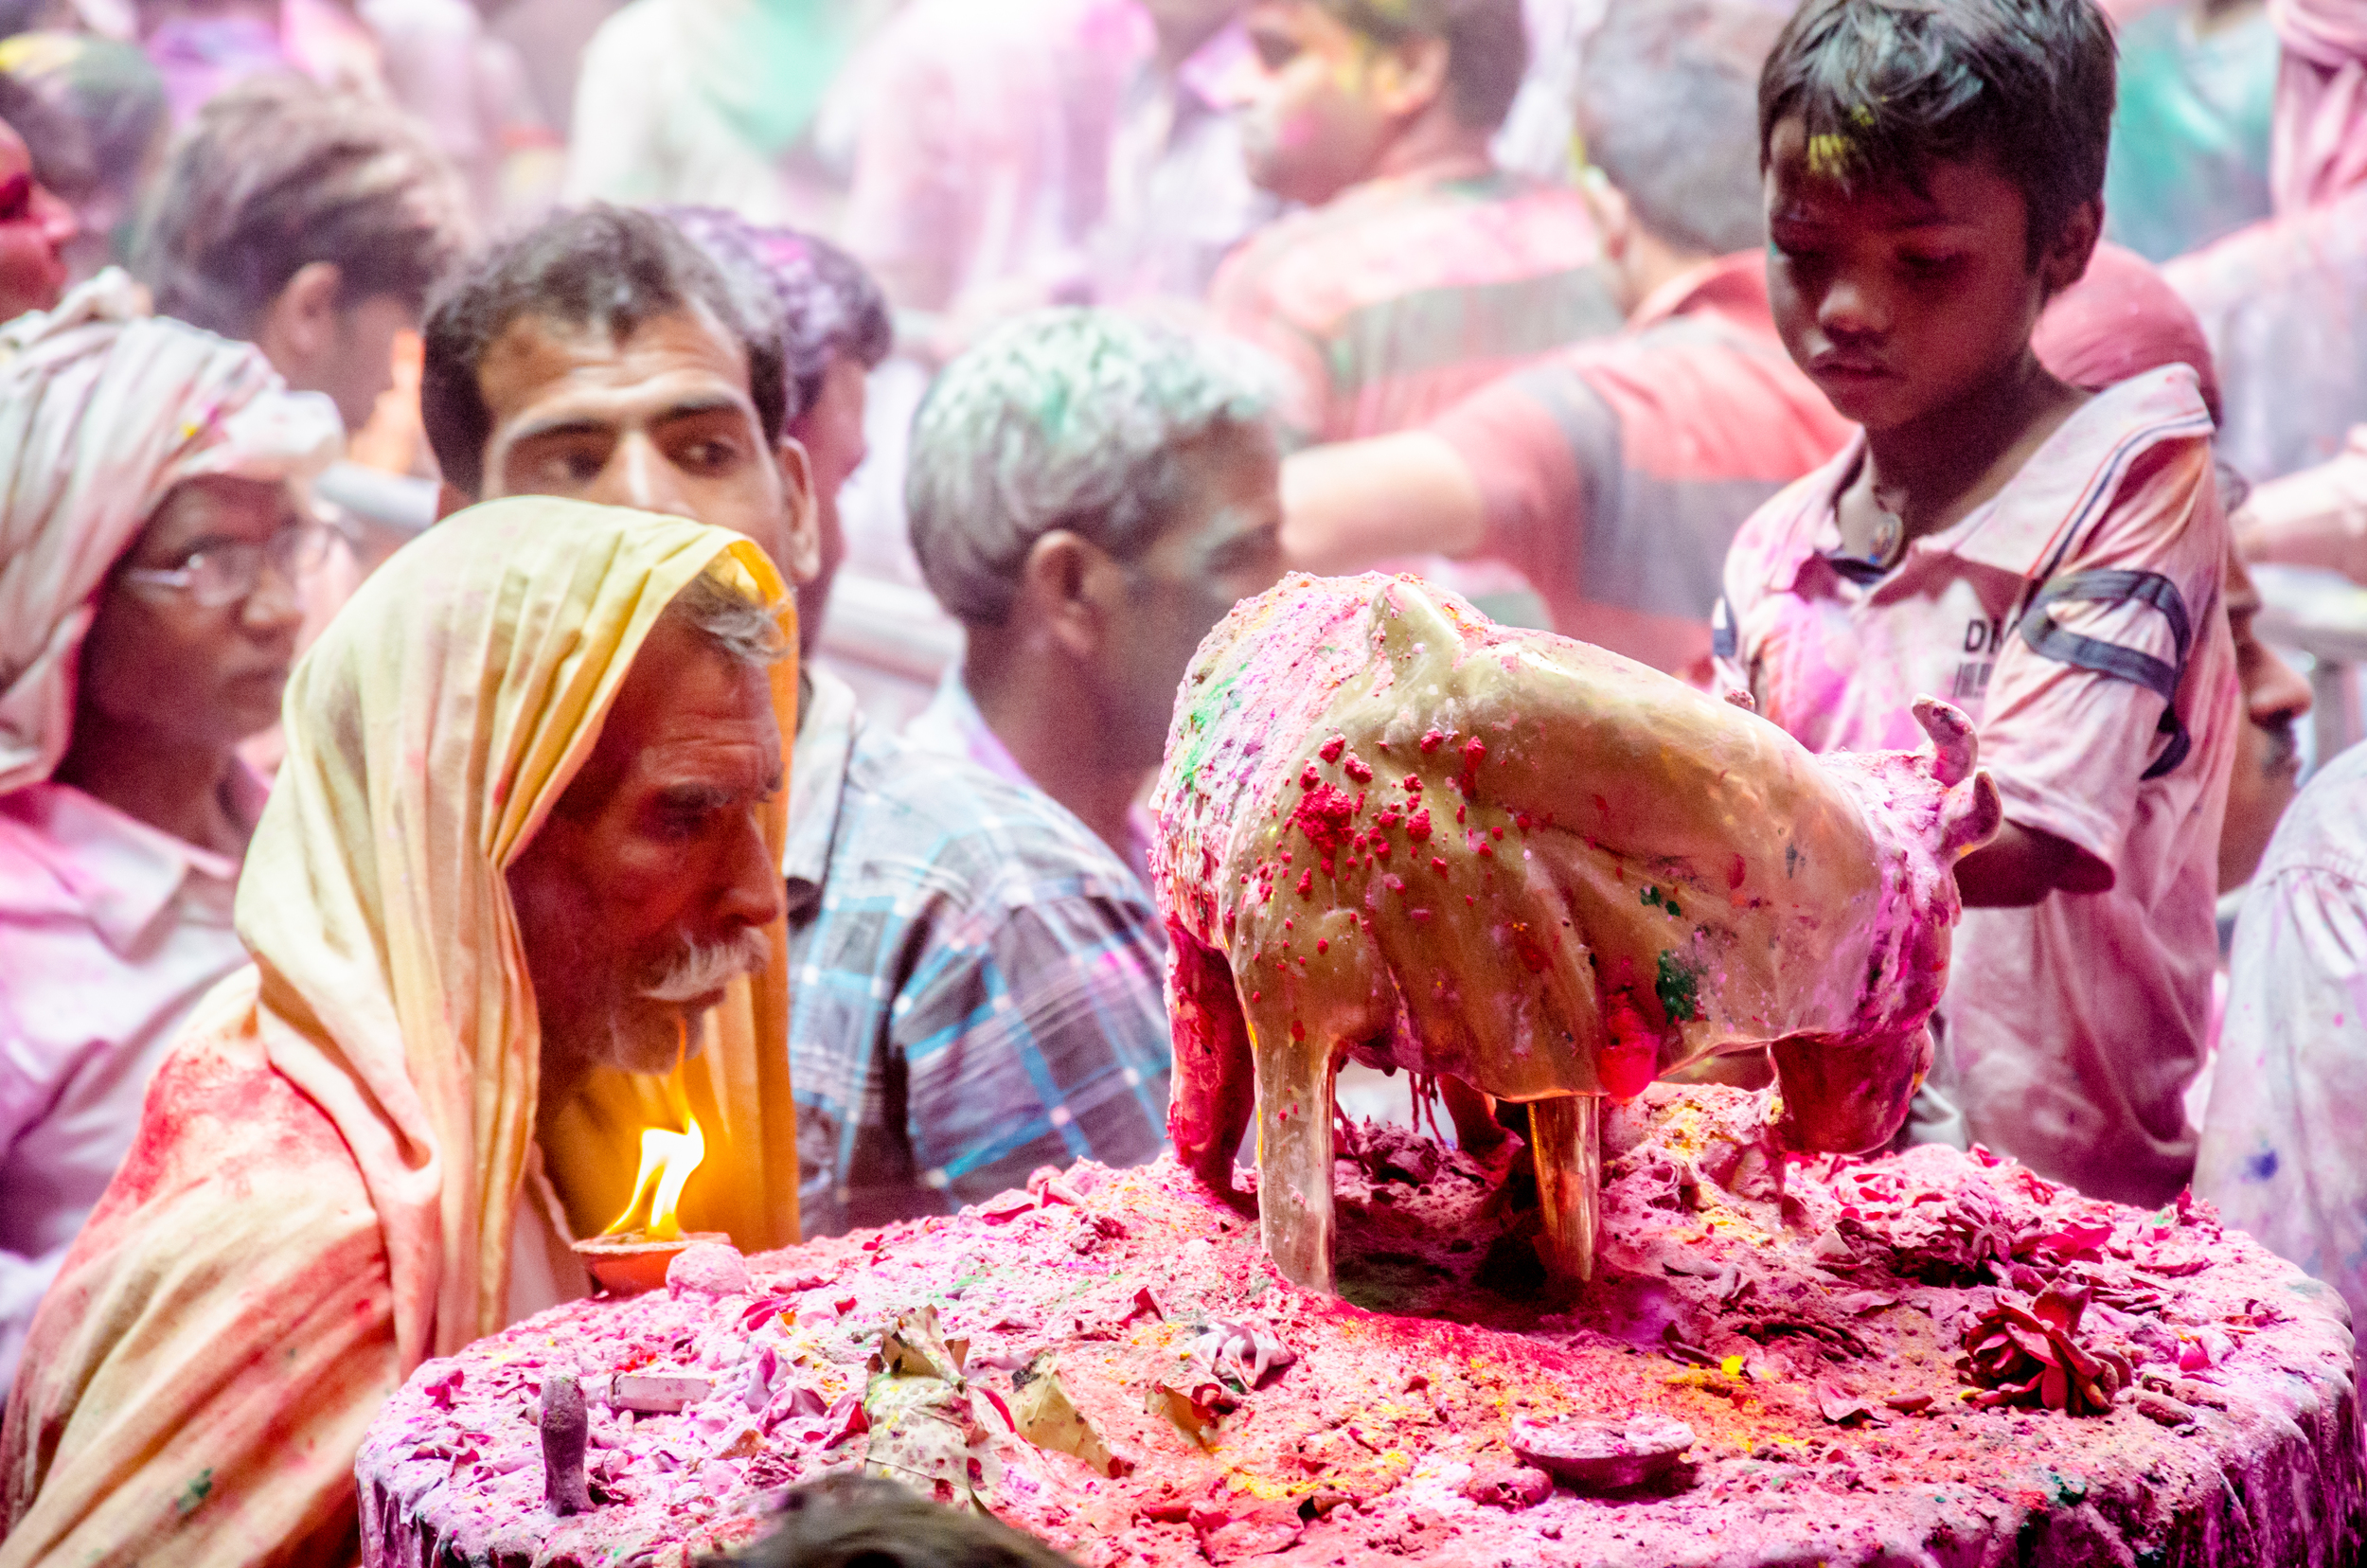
[{"left": 1762, "top": 117, "right": 2096, "bottom": 436}]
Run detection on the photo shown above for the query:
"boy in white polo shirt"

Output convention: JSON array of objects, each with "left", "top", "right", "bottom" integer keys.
[{"left": 1716, "top": 0, "right": 2240, "bottom": 1206}]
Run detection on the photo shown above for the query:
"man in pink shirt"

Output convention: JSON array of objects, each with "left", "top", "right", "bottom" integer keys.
[
  {"left": 1207, "top": 0, "right": 1620, "bottom": 443},
  {"left": 1281, "top": 0, "right": 1846, "bottom": 681},
  {"left": 1718, "top": 0, "right": 2239, "bottom": 1206}
]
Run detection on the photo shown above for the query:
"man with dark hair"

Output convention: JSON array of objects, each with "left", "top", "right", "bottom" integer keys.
[
  {"left": 1207, "top": 0, "right": 1619, "bottom": 442},
  {"left": 1719, "top": 0, "right": 2236, "bottom": 1205},
  {"left": 422, "top": 207, "right": 1173, "bottom": 1241},
  {"left": 1280, "top": 0, "right": 1849, "bottom": 681},
  {"left": 131, "top": 75, "right": 467, "bottom": 432},
  {"left": 709, "top": 1475, "right": 1080, "bottom": 1568},
  {"left": 421, "top": 204, "right": 811, "bottom": 574}
]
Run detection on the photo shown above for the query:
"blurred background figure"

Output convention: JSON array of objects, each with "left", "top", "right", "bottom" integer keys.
[
  {"left": 566, "top": 0, "right": 884, "bottom": 226},
  {"left": 132, "top": 72, "right": 465, "bottom": 433},
  {"left": 2101, "top": 0, "right": 2277, "bottom": 263},
  {"left": 666, "top": 206, "right": 895, "bottom": 657},
  {"left": 0, "top": 275, "right": 341, "bottom": 1400},
  {"left": 1093, "top": 0, "right": 1274, "bottom": 306},
  {"left": 1278, "top": 0, "right": 1823, "bottom": 682},
  {"left": 839, "top": 0, "right": 1144, "bottom": 349},
  {"left": 0, "top": 82, "right": 75, "bottom": 319},
  {"left": 904, "top": 307, "right": 1285, "bottom": 881},
  {"left": 2167, "top": 0, "right": 2367, "bottom": 485},
  {"left": 1208, "top": 0, "right": 1617, "bottom": 444},
  {"left": 0, "top": 33, "right": 164, "bottom": 282}
]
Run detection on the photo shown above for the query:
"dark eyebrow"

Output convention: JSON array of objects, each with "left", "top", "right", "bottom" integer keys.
[
  {"left": 507, "top": 415, "right": 622, "bottom": 446},
  {"left": 647, "top": 394, "right": 756, "bottom": 424}
]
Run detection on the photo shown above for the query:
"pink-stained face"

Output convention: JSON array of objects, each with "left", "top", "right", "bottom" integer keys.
[
  {"left": 1233, "top": 2, "right": 1397, "bottom": 205},
  {"left": 0, "top": 119, "right": 74, "bottom": 323}
]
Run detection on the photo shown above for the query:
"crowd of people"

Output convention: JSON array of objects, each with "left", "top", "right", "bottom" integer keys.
[{"left": 0, "top": 0, "right": 2363, "bottom": 1561}]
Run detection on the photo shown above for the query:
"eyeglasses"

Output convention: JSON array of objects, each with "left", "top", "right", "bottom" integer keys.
[{"left": 120, "top": 520, "right": 333, "bottom": 609}]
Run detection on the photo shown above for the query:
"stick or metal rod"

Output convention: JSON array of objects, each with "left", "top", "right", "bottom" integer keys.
[{"left": 1531, "top": 1095, "right": 1602, "bottom": 1284}]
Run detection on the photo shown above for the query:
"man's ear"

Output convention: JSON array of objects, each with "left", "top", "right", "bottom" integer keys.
[
  {"left": 1016, "top": 530, "right": 1105, "bottom": 661},
  {"left": 774, "top": 434, "right": 822, "bottom": 586},
  {"left": 253, "top": 260, "right": 344, "bottom": 375},
  {"left": 1578, "top": 169, "right": 1633, "bottom": 263},
  {"left": 1370, "top": 33, "right": 1450, "bottom": 122},
  {"left": 2039, "top": 197, "right": 2104, "bottom": 299}
]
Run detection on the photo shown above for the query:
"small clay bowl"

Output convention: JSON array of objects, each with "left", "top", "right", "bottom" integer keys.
[
  {"left": 571, "top": 1231, "right": 730, "bottom": 1296},
  {"left": 1508, "top": 1413, "right": 1698, "bottom": 1492}
]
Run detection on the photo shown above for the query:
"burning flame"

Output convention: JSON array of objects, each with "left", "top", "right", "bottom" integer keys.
[
  {"left": 603, "top": 1114, "right": 705, "bottom": 1240},
  {"left": 601, "top": 1017, "right": 704, "bottom": 1240}
]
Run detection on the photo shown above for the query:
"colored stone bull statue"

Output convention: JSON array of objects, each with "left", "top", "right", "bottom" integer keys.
[{"left": 1150, "top": 575, "right": 2002, "bottom": 1292}]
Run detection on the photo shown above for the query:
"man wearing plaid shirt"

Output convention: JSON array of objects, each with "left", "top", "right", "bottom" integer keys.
[{"left": 420, "top": 207, "right": 1175, "bottom": 1238}]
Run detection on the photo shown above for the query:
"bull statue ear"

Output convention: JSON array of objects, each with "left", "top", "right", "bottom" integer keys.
[
  {"left": 1943, "top": 773, "right": 2004, "bottom": 861},
  {"left": 1911, "top": 696, "right": 2002, "bottom": 861}
]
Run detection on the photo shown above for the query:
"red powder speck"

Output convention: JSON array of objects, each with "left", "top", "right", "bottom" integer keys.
[
  {"left": 1291, "top": 783, "right": 1359, "bottom": 853},
  {"left": 1299, "top": 763, "right": 1320, "bottom": 790},
  {"left": 1344, "top": 755, "right": 1374, "bottom": 783},
  {"left": 1372, "top": 839, "right": 1392, "bottom": 860},
  {"left": 1478, "top": 843, "right": 1495, "bottom": 859},
  {"left": 1490, "top": 826, "right": 1504, "bottom": 841},
  {"left": 1432, "top": 857, "right": 1449, "bottom": 874},
  {"left": 1321, "top": 859, "right": 1335, "bottom": 876},
  {"left": 1419, "top": 728, "right": 1447, "bottom": 754},
  {"left": 1403, "top": 775, "right": 1423, "bottom": 793},
  {"left": 1316, "top": 939, "right": 1329, "bottom": 954},
  {"left": 1455, "top": 805, "right": 1468, "bottom": 825},
  {"left": 1407, "top": 809, "right": 1433, "bottom": 842},
  {"left": 1729, "top": 853, "right": 1749, "bottom": 891},
  {"left": 1462, "top": 739, "right": 1488, "bottom": 768},
  {"left": 1296, "top": 870, "right": 1313, "bottom": 897},
  {"left": 1290, "top": 1020, "right": 1306, "bottom": 1041},
  {"left": 1320, "top": 736, "right": 1346, "bottom": 763}
]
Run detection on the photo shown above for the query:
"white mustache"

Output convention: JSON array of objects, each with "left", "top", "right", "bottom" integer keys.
[{"left": 642, "top": 928, "right": 770, "bottom": 1004}]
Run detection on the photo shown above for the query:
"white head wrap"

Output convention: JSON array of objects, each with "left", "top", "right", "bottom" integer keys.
[{"left": 0, "top": 269, "right": 344, "bottom": 795}]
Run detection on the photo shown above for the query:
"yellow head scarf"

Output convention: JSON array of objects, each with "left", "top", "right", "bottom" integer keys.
[
  {"left": 246, "top": 494, "right": 800, "bottom": 1360},
  {"left": 2, "top": 498, "right": 799, "bottom": 1566}
]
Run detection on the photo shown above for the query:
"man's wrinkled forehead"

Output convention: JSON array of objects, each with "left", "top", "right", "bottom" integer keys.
[{"left": 476, "top": 306, "right": 760, "bottom": 442}]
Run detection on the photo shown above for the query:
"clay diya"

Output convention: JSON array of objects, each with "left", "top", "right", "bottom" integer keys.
[{"left": 570, "top": 1229, "right": 731, "bottom": 1296}]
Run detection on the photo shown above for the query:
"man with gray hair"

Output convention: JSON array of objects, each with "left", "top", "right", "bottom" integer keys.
[
  {"left": 904, "top": 308, "right": 1286, "bottom": 882},
  {"left": 1278, "top": 0, "right": 1852, "bottom": 685}
]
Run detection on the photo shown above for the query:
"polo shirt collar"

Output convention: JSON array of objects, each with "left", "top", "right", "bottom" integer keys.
[{"left": 1767, "top": 365, "right": 2215, "bottom": 593}]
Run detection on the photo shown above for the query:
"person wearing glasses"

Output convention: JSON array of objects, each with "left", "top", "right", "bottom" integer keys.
[{"left": 0, "top": 271, "right": 341, "bottom": 1400}]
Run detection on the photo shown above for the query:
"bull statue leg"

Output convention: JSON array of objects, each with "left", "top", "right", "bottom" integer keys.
[
  {"left": 1528, "top": 1095, "right": 1602, "bottom": 1283},
  {"left": 1252, "top": 1028, "right": 1340, "bottom": 1293}
]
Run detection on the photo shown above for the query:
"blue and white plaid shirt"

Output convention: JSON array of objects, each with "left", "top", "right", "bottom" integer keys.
[{"left": 786, "top": 669, "right": 1172, "bottom": 1238}]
